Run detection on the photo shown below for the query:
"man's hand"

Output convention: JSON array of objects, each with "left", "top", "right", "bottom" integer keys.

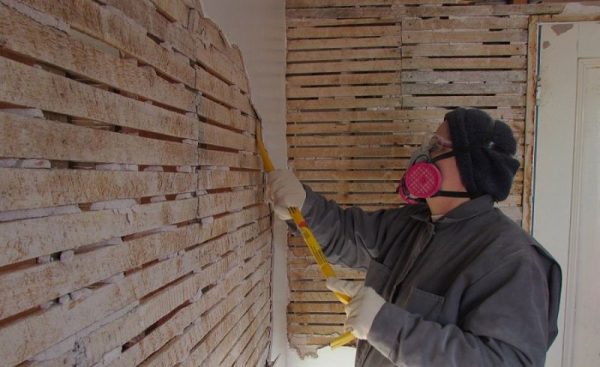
[
  {"left": 326, "top": 278, "right": 385, "bottom": 339},
  {"left": 266, "top": 169, "right": 306, "bottom": 220}
]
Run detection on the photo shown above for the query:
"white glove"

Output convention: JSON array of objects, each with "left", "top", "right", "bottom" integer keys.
[
  {"left": 266, "top": 169, "right": 306, "bottom": 220},
  {"left": 326, "top": 277, "right": 385, "bottom": 340}
]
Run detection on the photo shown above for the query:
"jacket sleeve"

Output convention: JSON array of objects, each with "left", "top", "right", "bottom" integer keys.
[
  {"left": 296, "top": 185, "right": 403, "bottom": 270},
  {"left": 366, "top": 249, "right": 558, "bottom": 366}
]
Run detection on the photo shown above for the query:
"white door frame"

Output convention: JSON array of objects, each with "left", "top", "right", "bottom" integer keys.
[{"left": 530, "top": 19, "right": 600, "bottom": 367}]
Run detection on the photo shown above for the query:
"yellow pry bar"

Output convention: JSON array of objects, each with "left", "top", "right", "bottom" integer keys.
[{"left": 257, "top": 124, "right": 355, "bottom": 349}]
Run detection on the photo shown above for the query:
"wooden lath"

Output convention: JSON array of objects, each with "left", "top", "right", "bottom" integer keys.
[{"left": 0, "top": 0, "right": 271, "bottom": 366}]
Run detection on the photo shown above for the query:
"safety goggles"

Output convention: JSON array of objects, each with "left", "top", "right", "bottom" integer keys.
[{"left": 421, "top": 133, "right": 453, "bottom": 153}]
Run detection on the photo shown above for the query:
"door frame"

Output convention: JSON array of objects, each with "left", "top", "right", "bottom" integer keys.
[
  {"left": 526, "top": 8, "right": 600, "bottom": 367},
  {"left": 523, "top": 9, "right": 600, "bottom": 232}
]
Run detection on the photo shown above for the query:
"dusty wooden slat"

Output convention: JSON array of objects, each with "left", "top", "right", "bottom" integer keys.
[
  {"left": 229, "top": 304, "right": 270, "bottom": 367},
  {"left": 401, "top": 70, "right": 527, "bottom": 83},
  {"left": 296, "top": 170, "right": 400, "bottom": 181},
  {"left": 403, "top": 15, "right": 528, "bottom": 31},
  {"left": 323, "top": 193, "right": 402, "bottom": 205},
  {"left": 405, "top": 3, "right": 564, "bottom": 17},
  {"left": 402, "top": 95, "right": 525, "bottom": 108},
  {"left": 215, "top": 298, "right": 270, "bottom": 367},
  {"left": 96, "top": 246, "right": 270, "bottom": 367},
  {"left": 287, "top": 109, "right": 445, "bottom": 123},
  {"left": 197, "top": 189, "right": 261, "bottom": 218},
  {"left": 288, "top": 303, "right": 344, "bottom": 314},
  {"left": 0, "top": 4, "right": 196, "bottom": 112},
  {"left": 403, "top": 83, "right": 526, "bottom": 95},
  {"left": 288, "top": 279, "right": 329, "bottom": 291},
  {"left": 288, "top": 266, "right": 365, "bottom": 279},
  {"left": 288, "top": 323, "right": 345, "bottom": 334},
  {"left": 287, "top": 48, "right": 401, "bottom": 62},
  {"left": 292, "top": 158, "right": 408, "bottom": 170},
  {"left": 198, "top": 170, "right": 262, "bottom": 190},
  {"left": 21, "top": 0, "right": 195, "bottom": 86},
  {"left": 288, "top": 313, "right": 346, "bottom": 325},
  {"left": 287, "top": 71, "right": 400, "bottom": 87},
  {"left": 0, "top": 112, "right": 197, "bottom": 166},
  {"left": 198, "top": 98, "right": 255, "bottom": 132},
  {"left": 289, "top": 145, "right": 413, "bottom": 158},
  {"left": 288, "top": 97, "right": 401, "bottom": 110},
  {"left": 151, "top": 0, "right": 190, "bottom": 25},
  {"left": 200, "top": 122, "right": 255, "bottom": 152},
  {"left": 402, "top": 56, "right": 527, "bottom": 70},
  {"left": 288, "top": 59, "right": 401, "bottom": 74},
  {"left": 403, "top": 43, "right": 526, "bottom": 57},
  {"left": 286, "top": 0, "right": 398, "bottom": 7},
  {"left": 0, "top": 246, "right": 203, "bottom": 366},
  {"left": 288, "top": 36, "right": 401, "bottom": 50},
  {"left": 193, "top": 282, "right": 269, "bottom": 366},
  {"left": 220, "top": 303, "right": 270, "bottom": 367},
  {"left": 287, "top": 25, "right": 400, "bottom": 39},
  {"left": 195, "top": 66, "right": 253, "bottom": 115},
  {"left": 74, "top": 229, "right": 270, "bottom": 365},
  {"left": 103, "top": 0, "right": 248, "bottom": 91},
  {"left": 286, "top": 7, "right": 404, "bottom": 20},
  {"left": 235, "top": 322, "right": 271, "bottom": 367},
  {"left": 198, "top": 149, "right": 259, "bottom": 169},
  {"left": 194, "top": 43, "right": 251, "bottom": 94},
  {"left": 287, "top": 121, "right": 438, "bottom": 134},
  {"left": 0, "top": 198, "right": 197, "bottom": 267},
  {"left": 0, "top": 57, "right": 197, "bottom": 140},
  {"left": 142, "top": 248, "right": 270, "bottom": 367},
  {"left": 0, "top": 215, "right": 265, "bottom": 323},
  {"left": 0, "top": 168, "right": 196, "bottom": 211},
  {"left": 287, "top": 85, "right": 401, "bottom": 98},
  {"left": 99, "top": 276, "right": 200, "bottom": 365},
  {"left": 288, "top": 134, "right": 420, "bottom": 147},
  {"left": 307, "top": 181, "right": 398, "bottom": 193},
  {"left": 403, "top": 29, "right": 527, "bottom": 44},
  {"left": 288, "top": 17, "right": 398, "bottom": 28},
  {"left": 31, "top": 272, "right": 202, "bottom": 366}
]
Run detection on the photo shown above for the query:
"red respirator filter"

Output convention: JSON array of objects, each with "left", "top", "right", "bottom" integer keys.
[{"left": 399, "top": 162, "right": 442, "bottom": 204}]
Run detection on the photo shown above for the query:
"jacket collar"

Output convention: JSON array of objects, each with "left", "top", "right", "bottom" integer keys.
[
  {"left": 437, "top": 194, "right": 495, "bottom": 224},
  {"left": 408, "top": 195, "right": 495, "bottom": 224}
]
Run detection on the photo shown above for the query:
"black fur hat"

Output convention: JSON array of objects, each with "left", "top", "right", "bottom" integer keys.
[{"left": 445, "top": 108, "right": 520, "bottom": 202}]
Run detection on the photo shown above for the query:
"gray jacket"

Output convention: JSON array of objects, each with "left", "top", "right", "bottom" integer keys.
[{"left": 298, "top": 186, "right": 561, "bottom": 367}]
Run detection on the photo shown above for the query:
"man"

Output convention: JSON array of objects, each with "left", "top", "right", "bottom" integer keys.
[{"left": 267, "top": 108, "right": 561, "bottom": 366}]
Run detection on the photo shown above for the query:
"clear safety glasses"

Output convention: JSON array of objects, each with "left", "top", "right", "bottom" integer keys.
[{"left": 421, "top": 133, "right": 453, "bottom": 153}]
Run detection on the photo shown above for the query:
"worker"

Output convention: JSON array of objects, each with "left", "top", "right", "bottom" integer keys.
[{"left": 267, "top": 107, "right": 561, "bottom": 366}]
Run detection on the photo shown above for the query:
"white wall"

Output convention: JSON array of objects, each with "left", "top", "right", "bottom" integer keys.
[{"left": 200, "top": 1, "right": 288, "bottom": 366}]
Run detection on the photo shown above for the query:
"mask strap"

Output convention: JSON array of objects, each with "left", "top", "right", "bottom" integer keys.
[
  {"left": 431, "top": 151, "right": 455, "bottom": 163},
  {"left": 435, "top": 190, "right": 472, "bottom": 198}
]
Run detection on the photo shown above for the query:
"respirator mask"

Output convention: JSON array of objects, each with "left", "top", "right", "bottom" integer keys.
[{"left": 398, "top": 134, "right": 471, "bottom": 205}]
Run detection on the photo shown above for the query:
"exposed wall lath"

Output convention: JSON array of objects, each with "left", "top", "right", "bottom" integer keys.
[
  {"left": 0, "top": 0, "right": 272, "bottom": 365},
  {"left": 285, "top": 0, "right": 563, "bottom": 358}
]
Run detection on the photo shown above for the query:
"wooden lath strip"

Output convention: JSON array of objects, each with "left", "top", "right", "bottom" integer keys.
[
  {"left": 0, "top": 57, "right": 197, "bottom": 140},
  {"left": 0, "top": 3, "right": 197, "bottom": 112},
  {"left": 19, "top": 0, "right": 196, "bottom": 86},
  {"left": 0, "top": 112, "right": 196, "bottom": 166}
]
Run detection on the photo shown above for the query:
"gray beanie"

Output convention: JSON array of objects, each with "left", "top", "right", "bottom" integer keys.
[{"left": 445, "top": 108, "right": 520, "bottom": 202}]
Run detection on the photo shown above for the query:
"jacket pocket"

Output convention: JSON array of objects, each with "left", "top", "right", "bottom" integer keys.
[
  {"left": 364, "top": 259, "right": 391, "bottom": 292},
  {"left": 404, "top": 287, "right": 444, "bottom": 321}
]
